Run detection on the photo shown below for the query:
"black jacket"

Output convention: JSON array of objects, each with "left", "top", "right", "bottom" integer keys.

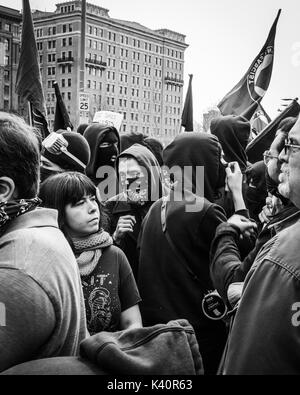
[
  {"left": 138, "top": 132, "right": 228, "bottom": 375},
  {"left": 210, "top": 115, "right": 250, "bottom": 173}
]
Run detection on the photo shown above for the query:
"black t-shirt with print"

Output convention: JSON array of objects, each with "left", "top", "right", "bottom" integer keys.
[{"left": 81, "top": 245, "right": 141, "bottom": 335}]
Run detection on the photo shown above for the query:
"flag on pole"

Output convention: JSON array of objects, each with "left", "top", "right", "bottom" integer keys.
[
  {"left": 181, "top": 74, "right": 193, "bottom": 132},
  {"left": 246, "top": 98, "right": 300, "bottom": 163},
  {"left": 251, "top": 103, "right": 271, "bottom": 136},
  {"left": 218, "top": 9, "right": 281, "bottom": 117},
  {"left": 16, "top": 0, "right": 49, "bottom": 137},
  {"left": 53, "top": 81, "right": 73, "bottom": 131}
]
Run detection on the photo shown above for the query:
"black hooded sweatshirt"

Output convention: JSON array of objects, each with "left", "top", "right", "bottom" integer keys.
[
  {"left": 137, "top": 132, "right": 228, "bottom": 375},
  {"left": 106, "top": 144, "right": 163, "bottom": 279},
  {"left": 210, "top": 115, "right": 250, "bottom": 173},
  {"left": 84, "top": 124, "right": 120, "bottom": 186}
]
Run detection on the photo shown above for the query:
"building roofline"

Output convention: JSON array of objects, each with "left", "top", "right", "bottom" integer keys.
[{"left": 0, "top": 5, "right": 22, "bottom": 20}]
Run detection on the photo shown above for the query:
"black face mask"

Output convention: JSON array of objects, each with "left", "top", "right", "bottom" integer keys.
[{"left": 95, "top": 131, "right": 119, "bottom": 168}]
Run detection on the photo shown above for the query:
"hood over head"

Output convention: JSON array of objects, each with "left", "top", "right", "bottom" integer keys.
[
  {"left": 163, "top": 132, "right": 224, "bottom": 202},
  {"left": 84, "top": 124, "right": 120, "bottom": 179},
  {"left": 116, "top": 143, "right": 163, "bottom": 204},
  {"left": 210, "top": 115, "right": 250, "bottom": 172}
]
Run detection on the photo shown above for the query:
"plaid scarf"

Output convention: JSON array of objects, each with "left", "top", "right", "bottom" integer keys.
[
  {"left": 72, "top": 230, "right": 113, "bottom": 277},
  {"left": 0, "top": 197, "right": 41, "bottom": 235}
]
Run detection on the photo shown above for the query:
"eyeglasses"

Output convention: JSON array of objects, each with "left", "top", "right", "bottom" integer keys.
[
  {"left": 284, "top": 139, "right": 300, "bottom": 155},
  {"left": 263, "top": 150, "right": 278, "bottom": 165}
]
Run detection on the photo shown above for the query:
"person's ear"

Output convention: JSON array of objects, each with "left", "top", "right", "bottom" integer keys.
[{"left": 0, "top": 177, "right": 16, "bottom": 202}]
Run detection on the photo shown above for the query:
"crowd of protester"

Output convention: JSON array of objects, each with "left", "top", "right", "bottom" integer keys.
[{"left": 0, "top": 110, "right": 300, "bottom": 375}]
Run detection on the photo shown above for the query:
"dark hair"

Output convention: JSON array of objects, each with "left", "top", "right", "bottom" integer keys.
[
  {"left": 39, "top": 172, "right": 109, "bottom": 240},
  {"left": 76, "top": 123, "right": 89, "bottom": 136},
  {"left": 0, "top": 112, "right": 40, "bottom": 198},
  {"left": 143, "top": 137, "right": 164, "bottom": 166}
]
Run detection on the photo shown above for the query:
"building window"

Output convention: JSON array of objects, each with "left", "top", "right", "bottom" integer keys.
[
  {"left": 4, "top": 70, "right": 9, "bottom": 82},
  {"left": 63, "top": 24, "right": 67, "bottom": 33}
]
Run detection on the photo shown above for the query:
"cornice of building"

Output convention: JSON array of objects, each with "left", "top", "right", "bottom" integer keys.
[
  {"left": 0, "top": 5, "right": 22, "bottom": 22},
  {"left": 30, "top": 1, "right": 188, "bottom": 49}
]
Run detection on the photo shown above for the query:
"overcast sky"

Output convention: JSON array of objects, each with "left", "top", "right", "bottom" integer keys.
[{"left": 2, "top": 0, "right": 300, "bottom": 122}]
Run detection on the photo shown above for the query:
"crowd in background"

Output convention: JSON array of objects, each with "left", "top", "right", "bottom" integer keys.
[{"left": 0, "top": 109, "right": 300, "bottom": 375}]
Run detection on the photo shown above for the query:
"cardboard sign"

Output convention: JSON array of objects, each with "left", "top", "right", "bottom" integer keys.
[{"left": 93, "top": 111, "right": 124, "bottom": 131}]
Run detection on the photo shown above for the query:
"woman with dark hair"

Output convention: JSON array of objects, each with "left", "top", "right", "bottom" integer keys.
[{"left": 39, "top": 172, "right": 142, "bottom": 335}]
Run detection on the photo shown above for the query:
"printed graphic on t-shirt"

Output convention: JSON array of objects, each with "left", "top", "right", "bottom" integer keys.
[
  {"left": 88, "top": 286, "right": 112, "bottom": 333},
  {"left": 82, "top": 272, "right": 121, "bottom": 335}
]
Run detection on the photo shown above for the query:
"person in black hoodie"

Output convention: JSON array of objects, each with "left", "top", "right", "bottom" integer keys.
[
  {"left": 137, "top": 132, "right": 228, "bottom": 375},
  {"left": 244, "top": 160, "right": 268, "bottom": 224},
  {"left": 106, "top": 143, "right": 164, "bottom": 279},
  {"left": 210, "top": 115, "right": 250, "bottom": 174},
  {"left": 84, "top": 124, "right": 120, "bottom": 200},
  {"left": 211, "top": 115, "right": 251, "bottom": 217}
]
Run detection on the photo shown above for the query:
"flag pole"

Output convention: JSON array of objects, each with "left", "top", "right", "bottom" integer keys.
[
  {"left": 80, "top": 0, "right": 86, "bottom": 93},
  {"left": 28, "top": 101, "right": 33, "bottom": 126}
]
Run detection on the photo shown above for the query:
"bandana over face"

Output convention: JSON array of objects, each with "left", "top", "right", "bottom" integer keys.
[{"left": 0, "top": 197, "right": 41, "bottom": 231}]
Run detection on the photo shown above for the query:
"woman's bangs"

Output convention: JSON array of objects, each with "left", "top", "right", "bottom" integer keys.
[{"left": 64, "top": 174, "right": 97, "bottom": 205}]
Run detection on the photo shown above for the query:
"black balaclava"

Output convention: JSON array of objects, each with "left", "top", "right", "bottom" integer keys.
[
  {"left": 96, "top": 131, "right": 119, "bottom": 168},
  {"left": 84, "top": 124, "right": 120, "bottom": 183},
  {"left": 211, "top": 115, "right": 251, "bottom": 173}
]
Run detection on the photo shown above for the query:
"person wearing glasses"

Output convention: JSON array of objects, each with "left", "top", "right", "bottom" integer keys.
[
  {"left": 211, "top": 115, "right": 300, "bottom": 374},
  {"left": 260, "top": 117, "right": 298, "bottom": 225},
  {"left": 211, "top": 117, "right": 300, "bottom": 304}
]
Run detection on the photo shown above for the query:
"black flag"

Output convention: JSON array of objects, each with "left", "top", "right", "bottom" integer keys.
[
  {"left": 181, "top": 74, "right": 194, "bottom": 132},
  {"left": 53, "top": 81, "right": 73, "bottom": 131},
  {"left": 218, "top": 10, "right": 281, "bottom": 116}
]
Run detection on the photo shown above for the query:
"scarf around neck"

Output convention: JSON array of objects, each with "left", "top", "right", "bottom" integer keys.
[
  {"left": 0, "top": 197, "right": 41, "bottom": 235},
  {"left": 72, "top": 230, "right": 113, "bottom": 277}
]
